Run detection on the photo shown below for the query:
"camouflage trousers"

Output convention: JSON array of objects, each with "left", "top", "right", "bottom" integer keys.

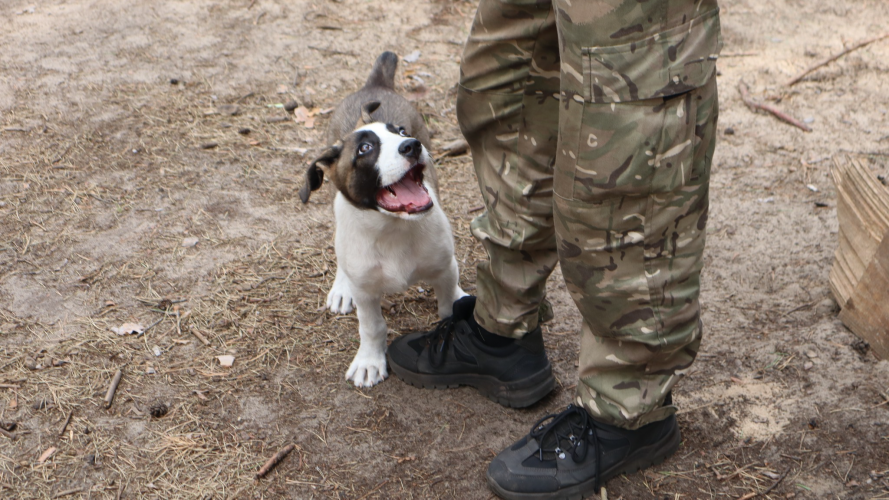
[{"left": 456, "top": 0, "right": 722, "bottom": 429}]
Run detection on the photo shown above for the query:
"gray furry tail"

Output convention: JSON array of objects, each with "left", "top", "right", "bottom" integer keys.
[{"left": 364, "top": 51, "right": 398, "bottom": 89}]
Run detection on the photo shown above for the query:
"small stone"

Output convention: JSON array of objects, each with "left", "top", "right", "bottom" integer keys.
[
  {"left": 170, "top": 78, "right": 179, "bottom": 85},
  {"left": 238, "top": 128, "right": 251, "bottom": 135},
  {"left": 148, "top": 401, "right": 169, "bottom": 418},
  {"left": 724, "top": 127, "right": 735, "bottom": 135},
  {"left": 804, "top": 361, "right": 814, "bottom": 370},
  {"left": 200, "top": 142, "right": 218, "bottom": 150},
  {"left": 404, "top": 50, "right": 421, "bottom": 63},
  {"left": 84, "top": 454, "right": 96, "bottom": 465},
  {"left": 146, "top": 367, "right": 157, "bottom": 375},
  {"left": 284, "top": 100, "right": 299, "bottom": 112},
  {"left": 815, "top": 298, "right": 836, "bottom": 315},
  {"left": 806, "top": 350, "right": 818, "bottom": 359},
  {"left": 851, "top": 339, "right": 870, "bottom": 356},
  {"left": 152, "top": 345, "right": 162, "bottom": 357},
  {"left": 181, "top": 237, "right": 199, "bottom": 248},
  {"left": 217, "top": 104, "right": 239, "bottom": 116}
]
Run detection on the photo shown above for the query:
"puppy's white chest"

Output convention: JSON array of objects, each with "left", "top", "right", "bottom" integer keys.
[{"left": 333, "top": 193, "right": 442, "bottom": 294}]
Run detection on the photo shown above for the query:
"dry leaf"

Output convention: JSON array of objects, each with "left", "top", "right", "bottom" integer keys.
[
  {"left": 181, "top": 237, "right": 199, "bottom": 248},
  {"left": 111, "top": 323, "right": 144, "bottom": 336},
  {"left": 293, "top": 106, "right": 318, "bottom": 129},
  {"left": 293, "top": 106, "right": 309, "bottom": 122},
  {"left": 8, "top": 397, "right": 17, "bottom": 410},
  {"left": 217, "top": 355, "right": 235, "bottom": 368},
  {"left": 38, "top": 446, "right": 57, "bottom": 463}
]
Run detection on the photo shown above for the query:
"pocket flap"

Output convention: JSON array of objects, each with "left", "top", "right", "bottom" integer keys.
[{"left": 583, "top": 9, "right": 722, "bottom": 103}]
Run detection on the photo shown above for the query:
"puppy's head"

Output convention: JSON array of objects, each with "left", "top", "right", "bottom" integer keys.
[{"left": 300, "top": 104, "right": 434, "bottom": 220}]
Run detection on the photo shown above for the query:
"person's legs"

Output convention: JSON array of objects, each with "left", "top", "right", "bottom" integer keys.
[
  {"left": 387, "top": 0, "right": 561, "bottom": 408},
  {"left": 486, "top": 0, "right": 722, "bottom": 496},
  {"left": 549, "top": 0, "right": 721, "bottom": 431},
  {"left": 562, "top": 74, "right": 719, "bottom": 429},
  {"left": 456, "top": 0, "right": 561, "bottom": 339}
]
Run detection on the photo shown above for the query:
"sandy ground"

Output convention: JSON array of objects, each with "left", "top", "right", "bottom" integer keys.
[{"left": 1, "top": 0, "right": 889, "bottom": 498}]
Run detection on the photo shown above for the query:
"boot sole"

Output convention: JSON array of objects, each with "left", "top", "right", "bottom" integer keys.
[
  {"left": 386, "top": 355, "right": 555, "bottom": 408},
  {"left": 486, "top": 418, "right": 681, "bottom": 500}
]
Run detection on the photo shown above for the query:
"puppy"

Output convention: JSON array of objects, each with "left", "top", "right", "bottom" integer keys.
[{"left": 299, "top": 51, "right": 466, "bottom": 387}]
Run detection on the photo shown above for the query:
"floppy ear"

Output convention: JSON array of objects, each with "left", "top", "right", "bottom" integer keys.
[
  {"left": 299, "top": 142, "right": 343, "bottom": 203},
  {"left": 360, "top": 101, "right": 381, "bottom": 125}
]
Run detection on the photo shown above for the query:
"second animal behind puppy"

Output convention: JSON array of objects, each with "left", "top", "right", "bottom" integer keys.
[{"left": 299, "top": 51, "right": 466, "bottom": 387}]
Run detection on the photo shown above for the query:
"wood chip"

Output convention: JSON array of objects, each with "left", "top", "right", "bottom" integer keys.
[{"left": 38, "top": 446, "right": 57, "bottom": 463}]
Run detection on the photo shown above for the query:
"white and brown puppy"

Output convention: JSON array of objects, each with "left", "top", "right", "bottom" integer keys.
[{"left": 299, "top": 52, "right": 466, "bottom": 388}]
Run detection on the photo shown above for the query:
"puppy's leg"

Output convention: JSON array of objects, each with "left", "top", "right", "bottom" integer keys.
[
  {"left": 431, "top": 257, "right": 468, "bottom": 319},
  {"left": 345, "top": 291, "right": 389, "bottom": 387},
  {"left": 326, "top": 267, "right": 355, "bottom": 315}
]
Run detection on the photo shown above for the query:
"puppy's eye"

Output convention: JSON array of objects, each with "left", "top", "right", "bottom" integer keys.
[
  {"left": 398, "top": 127, "right": 409, "bottom": 137},
  {"left": 358, "top": 143, "right": 372, "bottom": 155}
]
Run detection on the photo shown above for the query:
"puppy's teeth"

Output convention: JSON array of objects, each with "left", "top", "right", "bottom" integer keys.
[{"left": 386, "top": 186, "right": 397, "bottom": 197}]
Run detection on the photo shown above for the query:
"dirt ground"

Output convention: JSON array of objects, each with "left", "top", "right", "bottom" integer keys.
[{"left": 2, "top": 0, "right": 889, "bottom": 498}]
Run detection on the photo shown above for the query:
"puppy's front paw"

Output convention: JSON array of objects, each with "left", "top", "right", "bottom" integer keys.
[
  {"left": 345, "top": 349, "right": 388, "bottom": 388},
  {"left": 326, "top": 279, "right": 354, "bottom": 315}
]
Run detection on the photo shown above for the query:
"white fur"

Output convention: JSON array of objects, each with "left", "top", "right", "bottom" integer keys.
[{"left": 327, "top": 128, "right": 467, "bottom": 387}]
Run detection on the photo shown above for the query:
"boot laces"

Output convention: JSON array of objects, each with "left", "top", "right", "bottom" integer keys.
[
  {"left": 530, "top": 404, "right": 602, "bottom": 487},
  {"left": 424, "top": 316, "right": 472, "bottom": 367}
]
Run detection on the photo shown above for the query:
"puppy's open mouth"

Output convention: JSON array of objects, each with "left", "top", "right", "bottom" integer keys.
[{"left": 376, "top": 164, "right": 433, "bottom": 214}]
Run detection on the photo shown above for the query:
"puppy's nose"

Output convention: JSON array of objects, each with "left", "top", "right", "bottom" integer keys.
[{"left": 398, "top": 139, "right": 422, "bottom": 160}]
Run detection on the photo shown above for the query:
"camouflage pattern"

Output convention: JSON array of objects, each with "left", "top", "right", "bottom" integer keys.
[{"left": 457, "top": 0, "right": 722, "bottom": 429}]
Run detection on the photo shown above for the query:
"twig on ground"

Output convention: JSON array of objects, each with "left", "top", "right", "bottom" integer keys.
[
  {"left": 308, "top": 45, "right": 357, "bottom": 57},
  {"left": 759, "top": 467, "right": 790, "bottom": 496},
  {"left": 53, "top": 488, "right": 83, "bottom": 498},
  {"left": 137, "top": 316, "right": 165, "bottom": 338},
  {"left": 58, "top": 410, "right": 73, "bottom": 437},
  {"left": 437, "top": 138, "right": 469, "bottom": 159},
  {"left": 189, "top": 325, "right": 211, "bottom": 346},
  {"left": 781, "top": 300, "right": 817, "bottom": 317},
  {"left": 468, "top": 205, "right": 485, "bottom": 214},
  {"left": 739, "top": 82, "right": 812, "bottom": 132},
  {"left": 0, "top": 426, "right": 15, "bottom": 440},
  {"left": 256, "top": 443, "right": 296, "bottom": 479},
  {"left": 104, "top": 369, "right": 123, "bottom": 408},
  {"left": 714, "top": 463, "right": 754, "bottom": 481},
  {"left": 356, "top": 480, "right": 389, "bottom": 500},
  {"left": 786, "top": 32, "right": 889, "bottom": 86}
]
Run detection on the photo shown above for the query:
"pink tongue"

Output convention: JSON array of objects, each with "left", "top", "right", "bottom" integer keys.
[{"left": 377, "top": 177, "right": 432, "bottom": 213}]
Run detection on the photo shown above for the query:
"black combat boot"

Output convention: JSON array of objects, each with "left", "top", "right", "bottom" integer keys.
[
  {"left": 486, "top": 401, "right": 680, "bottom": 499},
  {"left": 387, "top": 296, "right": 555, "bottom": 408}
]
